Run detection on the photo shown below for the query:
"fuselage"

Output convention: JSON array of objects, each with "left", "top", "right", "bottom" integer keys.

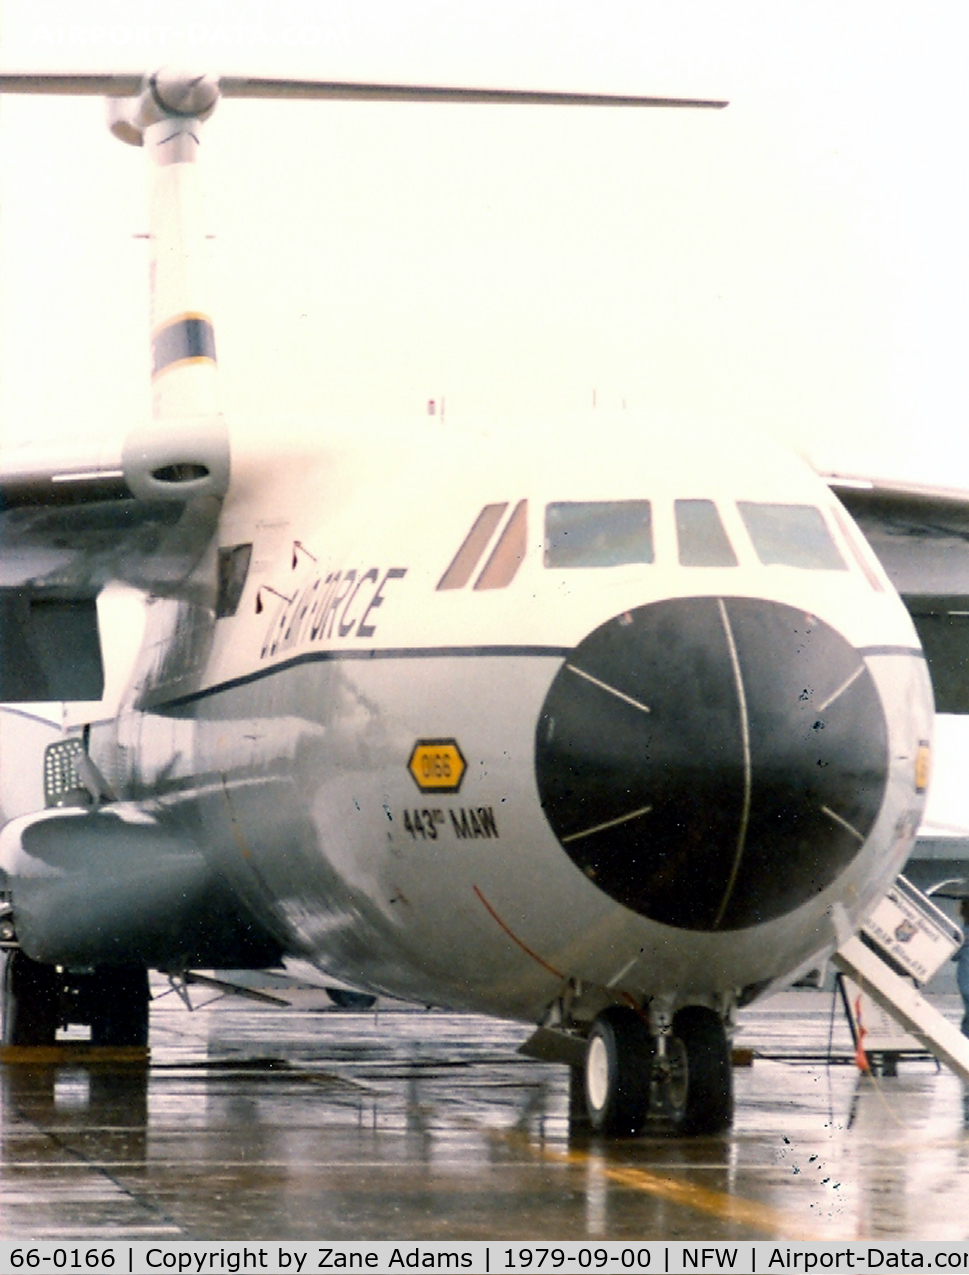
[{"left": 91, "top": 413, "right": 932, "bottom": 1026}]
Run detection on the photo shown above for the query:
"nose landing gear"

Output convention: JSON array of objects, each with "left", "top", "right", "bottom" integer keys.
[{"left": 583, "top": 1003, "right": 733, "bottom": 1136}]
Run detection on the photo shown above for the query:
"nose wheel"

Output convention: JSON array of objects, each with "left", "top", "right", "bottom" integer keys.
[
  {"left": 583, "top": 1004, "right": 733, "bottom": 1136},
  {"left": 584, "top": 1006, "right": 653, "bottom": 1134}
]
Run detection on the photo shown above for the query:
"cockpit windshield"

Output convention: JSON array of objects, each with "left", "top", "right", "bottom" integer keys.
[
  {"left": 675, "top": 499, "right": 738, "bottom": 567},
  {"left": 544, "top": 501, "right": 653, "bottom": 568},
  {"left": 737, "top": 502, "right": 846, "bottom": 570}
]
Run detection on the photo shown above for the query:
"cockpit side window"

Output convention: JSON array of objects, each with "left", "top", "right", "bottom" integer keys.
[
  {"left": 544, "top": 501, "right": 653, "bottom": 569},
  {"left": 474, "top": 500, "right": 528, "bottom": 590},
  {"left": 675, "top": 499, "right": 738, "bottom": 567},
  {"left": 737, "top": 502, "right": 847, "bottom": 570},
  {"left": 829, "top": 503, "right": 884, "bottom": 591},
  {"left": 437, "top": 503, "right": 508, "bottom": 590}
]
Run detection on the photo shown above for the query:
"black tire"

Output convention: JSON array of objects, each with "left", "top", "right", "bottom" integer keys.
[
  {"left": 568, "top": 1065, "right": 592, "bottom": 1134},
  {"left": 670, "top": 1005, "right": 733, "bottom": 1135},
  {"left": 88, "top": 965, "right": 150, "bottom": 1047},
  {"left": 584, "top": 1006, "right": 652, "bottom": 1135},
  {"left": 2, "top": 951, "right": 59, "bottom": 1046},
  {"left": 325, "top": 987, "right": 377, "bottom": 1010}
]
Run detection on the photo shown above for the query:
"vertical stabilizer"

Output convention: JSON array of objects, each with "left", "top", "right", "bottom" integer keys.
[
  {"left": 107, "top": 73, "right": 229, "bottom": 500},
  {"left": 144, "top": 116, "right": 218, "bottom": 422},
  {"left": 0, "top": 65, "right": 725, "bottom": 503}
]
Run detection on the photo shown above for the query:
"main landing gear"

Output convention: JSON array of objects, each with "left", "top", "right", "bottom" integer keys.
[
  {"left": 1, "top": 951, "right": 150, "bottom": 1048},
  {"left": 583, "top": 1003, "right": 733, "bottom": 1136}
]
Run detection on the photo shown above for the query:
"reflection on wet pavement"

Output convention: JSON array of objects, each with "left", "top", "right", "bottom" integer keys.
[{"left": 2, "top": 987, "right": 969, "bottom": 1240}]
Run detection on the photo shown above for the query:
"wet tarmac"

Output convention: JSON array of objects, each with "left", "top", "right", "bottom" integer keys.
[{"left": 2, "top": 982, "right": 969, "bottom": 1242}]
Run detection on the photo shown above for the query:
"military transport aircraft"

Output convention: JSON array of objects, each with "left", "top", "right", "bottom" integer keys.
[{"left": 0, "top": 68, "right": 966, "bottom": 1138}]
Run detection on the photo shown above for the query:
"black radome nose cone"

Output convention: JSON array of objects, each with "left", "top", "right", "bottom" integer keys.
[{"left": 535, "top": 598, "right": 889, "bottom": 931}]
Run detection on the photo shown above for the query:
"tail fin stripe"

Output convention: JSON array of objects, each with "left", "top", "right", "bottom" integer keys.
[{"left": 151, "top": 316, "right": 216, "bottom": 378}]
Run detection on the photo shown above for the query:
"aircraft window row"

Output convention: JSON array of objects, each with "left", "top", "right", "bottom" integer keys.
[
  {"left": 737, "top": 502, "right": 847, "bottom": 571},
  {"left": 544, "top": 501, "right": 654, "bottom": 568},
  {"left": 440, "top": 498, "right": 851, "bottom": 586}
]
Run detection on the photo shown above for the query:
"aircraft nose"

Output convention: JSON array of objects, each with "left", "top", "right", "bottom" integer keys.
[{"left": 535, "top": 597, "right": 889, "bottom": 931}]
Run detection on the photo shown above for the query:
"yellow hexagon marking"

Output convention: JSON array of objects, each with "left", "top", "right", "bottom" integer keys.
[{"left": 408, "top": 739, "right": 466, "bottom": 793}]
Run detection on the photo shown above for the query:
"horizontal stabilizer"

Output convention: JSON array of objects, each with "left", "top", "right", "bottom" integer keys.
[
  {"left": 0, "top": 72, "right": 143, "bottom": 96},
  {"left": 217, "top": 77, "right": 727, "bottom": 109},
  {"left": 0, "top": 70, "right": 726, "bottom": 111}
]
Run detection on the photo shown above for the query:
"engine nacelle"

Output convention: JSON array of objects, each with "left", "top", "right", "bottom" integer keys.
[{"left": 122, "top": 414, "right": 230, "bottom": 502}]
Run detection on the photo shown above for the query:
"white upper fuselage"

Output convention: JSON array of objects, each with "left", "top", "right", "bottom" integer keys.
[{"left": 220, "top": 413, "right": 909, "bottom": 653}]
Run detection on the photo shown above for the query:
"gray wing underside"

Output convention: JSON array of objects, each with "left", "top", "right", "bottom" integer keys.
[
  {"left": 0, "top": 447, "right": 220, "bottom": 701},
  {"left": 0, "top": 403, "right": 229, "bottom": 588},
  {"left": 829, "top": 476, "right": 969, "bottom": 713},
  {"left": 0, "top": 486, "right": 217, "bottom": 593},
  {"left": 0, "top": 435, "right": 223, "bottom": 593}
]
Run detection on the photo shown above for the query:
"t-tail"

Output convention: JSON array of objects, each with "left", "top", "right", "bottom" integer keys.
[
  {"left": 0, "top": 68, "right": 724, "bottom": 506},
  {"left": 107, "top": 72, "right": 228, "bottom": 502},
  {"left": 98, "top": 69, "right": 725, "bottom": 444}
]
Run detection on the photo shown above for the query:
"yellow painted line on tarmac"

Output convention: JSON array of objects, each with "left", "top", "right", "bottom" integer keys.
[
  {"left": 555, "top": 1143, "right": 825, "bottom": 1239},
  {"left": 447, "top": 1107, "right": 830, "bottom": 1238},
  {"left": 388, "top": 1069, "right": 844, "bottom": 1240},
  {"left": 499, "top": 1130, "right": 834, "bottom": 1240}
]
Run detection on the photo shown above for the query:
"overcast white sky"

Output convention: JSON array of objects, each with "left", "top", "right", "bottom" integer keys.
[
  {"left": 2, "top": 1, "right": 969, "bottom": 820},
  {"left": 1, "top": 0, "right": 969, "bottom": 480}
]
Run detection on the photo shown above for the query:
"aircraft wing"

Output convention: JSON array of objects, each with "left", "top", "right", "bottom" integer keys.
[
  {"left": 0, "top": 428, "right": 227, "bottom": 701},
  {"left": 0, "top": 447, "right": 219, "bottom": 588},
  {"left": 829, "top": 474, "right": 969, "bottom": 712}
]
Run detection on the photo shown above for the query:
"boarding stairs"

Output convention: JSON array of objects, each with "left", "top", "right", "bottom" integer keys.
[{"left": 833, "top": 875, "right": 969, "bottom": 1079}]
